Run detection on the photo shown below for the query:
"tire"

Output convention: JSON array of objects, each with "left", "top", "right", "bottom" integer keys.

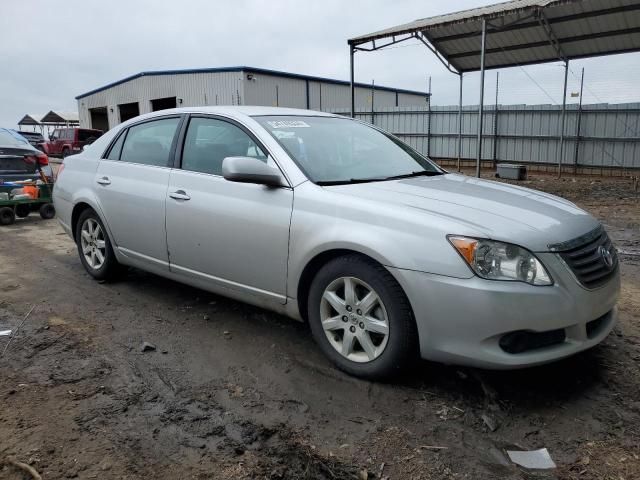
[
  {"left": 307, "top": 254, "right": 417, "bottom": 380},
  {"left": 75, "top": 209, "right": 123, "bottom": 281},
  {"left": 39, "top": 203, "right": 56, "bottom": 219},
  {"left": 15, "top": 204, "right": 31, "bottom": 218},
  {"left": 0, "top": 207, "right": 16, "bottom": 226},
  {"left": 62, "top": 148, "right": 70, "bottom": 158}
]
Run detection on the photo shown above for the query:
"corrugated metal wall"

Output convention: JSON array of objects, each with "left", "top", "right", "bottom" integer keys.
[
  {"left": 333, "top": 103, "right": 640, "bottom": 170},
  {"left": 77, "top": 70, "right": 426, "bottom": 130},
  {"left": 78, "top": 72, "right": 245, "bottom": 129},
  {"left": 244, "top": 73, "right": 307, "bottom": 108}
]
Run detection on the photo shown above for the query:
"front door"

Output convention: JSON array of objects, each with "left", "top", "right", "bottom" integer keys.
[
  {"left": 165, "top": 116, "right": 293, "bottom": 302},
  {"left": 94, "top": 116, "right": 181, "bottom": 270}
]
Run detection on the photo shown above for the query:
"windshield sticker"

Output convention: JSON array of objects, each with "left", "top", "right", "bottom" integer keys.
[{"left": 267, "top": 120, "right": 310, "bottom": 129}]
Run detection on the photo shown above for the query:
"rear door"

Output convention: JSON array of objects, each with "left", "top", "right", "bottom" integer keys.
[
  {"left": 94, "top": 116, "right": 182, "bottom": 271},
  {"left": 165, "top": 115, "right": 293, "bottom": 302}
]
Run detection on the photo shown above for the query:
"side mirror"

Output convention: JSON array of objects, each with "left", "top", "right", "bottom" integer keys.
[{"left": 222, "top": 156, "right": 285, "bottom": 187}]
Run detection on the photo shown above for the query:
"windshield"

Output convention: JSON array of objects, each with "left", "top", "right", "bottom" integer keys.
[{"left": 254, "top": 116, "right": 443, "bottom": 184}]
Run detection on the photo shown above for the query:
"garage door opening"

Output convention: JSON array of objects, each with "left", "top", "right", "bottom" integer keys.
[
  {"left": 151, "top": 97, "right": 177, "bottom": 111},
  {"left": 118, "top": 102, "right": 140, "bottom": 123},
  {"left": 89, "top": 107, "right": 109, "bottom": 131}
]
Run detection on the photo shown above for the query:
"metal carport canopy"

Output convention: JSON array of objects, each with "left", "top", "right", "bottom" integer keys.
[
  {"left": 40, "top": 111, "right": 79, "bottom": 125},
  {"left": 348, "top": 0, "right": 640, "bottom": 73},
  {"left": 17, "top": 114, "right": 44, "bottom": 126},
  {"left": 348, "top": 0, "right": 640, "bottom": 178}
]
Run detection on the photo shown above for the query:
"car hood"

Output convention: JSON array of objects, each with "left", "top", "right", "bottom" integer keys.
[{"left": 326, "top": 173, "right": 599, "bottom": 252}]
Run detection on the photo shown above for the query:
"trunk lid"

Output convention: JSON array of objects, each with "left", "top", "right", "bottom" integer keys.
[{"left": 0, "top": 147, "right": 37, "bottom": 175}]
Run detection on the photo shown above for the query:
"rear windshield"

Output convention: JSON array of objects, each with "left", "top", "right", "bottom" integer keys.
[
  {"left": 78, "top": 130, "right": 102, "bottom": 141},
  {"left": 0, "top": 130, "right": 30, "bottom": 146}
]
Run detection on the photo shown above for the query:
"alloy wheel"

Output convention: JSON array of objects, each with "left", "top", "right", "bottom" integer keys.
[
  {"left": 320, "top": 276, "right": 390, "bottom": 363},
  {"left": 80, "top": 218, "right": 106, "bottom": 270}
]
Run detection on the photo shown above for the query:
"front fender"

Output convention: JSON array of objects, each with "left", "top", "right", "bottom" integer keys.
[{"left": 287, "top": 183, "right": 474, "bottom": 300}]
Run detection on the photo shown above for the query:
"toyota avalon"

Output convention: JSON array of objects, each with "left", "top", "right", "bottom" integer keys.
[{"left": 53, "top": 107, "right": 620, "bottom": 379}]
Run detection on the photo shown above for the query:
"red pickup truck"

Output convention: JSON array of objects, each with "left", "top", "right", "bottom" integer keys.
[{"left": 40, "top": 127, "right": 103, "bottom": 158}]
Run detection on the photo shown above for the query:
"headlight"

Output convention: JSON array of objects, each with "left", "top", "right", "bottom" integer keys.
[{"left": 448, "top": 236, "right": 553, "bottom": 286}]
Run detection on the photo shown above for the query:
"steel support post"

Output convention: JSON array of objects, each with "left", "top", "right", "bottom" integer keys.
[
  {"left": 475, "top": 19, "right": 487, "bottom": 178},
  {"left": 350, "top": 46, "right": 355, "bottom": 118},
  {"left": 573, "top": 67, "right": 585, "bottom": 173},
  {"left": 371, "top": 79, "right": 375, "bottom": 124},
  {"left": 427, "top": 76, "right": 432, "bottom": 157},
  {"left": 492, "top": 72, "right": 499, "bottom": 166},
  {"left": 558, "top": 60, "right": 569, "bottom": 178},
  {"left": 457, "top": 73, "right": 463, "bottom": 171}
]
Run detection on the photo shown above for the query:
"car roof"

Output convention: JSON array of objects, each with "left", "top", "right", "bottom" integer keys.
[
  {"left": 179, "top": 106, "right": 337, "bottom": 117},
  {"left": 122, "top": 106, "right": 339, "bottom": 125},
  {"left": 15, "top": 130, "right": 42, "bottom": 135}
]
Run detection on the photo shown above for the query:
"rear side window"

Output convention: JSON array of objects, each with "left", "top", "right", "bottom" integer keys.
[
  {"left": 119, "top": 118, "right": 180, "bottom": 167},
  {"left": 106, "top": 131, "right": 126, "bottom": 160},
  {"left": 181, "top": 117, "right": 267, "bottom": 176}
]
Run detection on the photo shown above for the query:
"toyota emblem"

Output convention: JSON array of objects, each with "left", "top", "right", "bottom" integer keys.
[{"left": 598, "top": 245, "right": 614, "bottom": 268}]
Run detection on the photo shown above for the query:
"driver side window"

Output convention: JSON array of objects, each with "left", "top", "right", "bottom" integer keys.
[{"left": 181, "top": 117, "right": 267, "bottom": 176}]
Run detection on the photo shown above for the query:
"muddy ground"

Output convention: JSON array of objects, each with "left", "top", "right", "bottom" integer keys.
[{"left": 1, "top": 172, "right": 638, "bottom": 479}]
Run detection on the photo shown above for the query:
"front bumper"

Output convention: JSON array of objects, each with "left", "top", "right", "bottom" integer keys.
[{"left": 389, "top": 252, "right": 620, "bottom": 369}]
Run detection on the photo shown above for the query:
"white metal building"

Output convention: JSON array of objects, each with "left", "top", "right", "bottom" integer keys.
[{"left": 75, "top": 66, "right": 429, "bottom": 130}]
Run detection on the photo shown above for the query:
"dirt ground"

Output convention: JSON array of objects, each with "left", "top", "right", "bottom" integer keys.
[{"left": 1, "top": 172, "right": 638, "bottom": 480}]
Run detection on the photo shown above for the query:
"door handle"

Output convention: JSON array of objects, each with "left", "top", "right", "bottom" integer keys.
[
  {"left": 96, "top": 176, "right": 111, "bottom": 185},
  {"left": 169, "top": 190, "right": 191, "bottom": 201}
]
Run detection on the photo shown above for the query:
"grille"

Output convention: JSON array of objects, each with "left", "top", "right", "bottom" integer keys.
[{"left": 556, "top": 227, "right": 618, "bottom": 289}]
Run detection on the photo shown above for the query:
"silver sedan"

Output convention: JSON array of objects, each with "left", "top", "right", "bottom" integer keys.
[{"left": 53, "top": 107, "right": 620, "bottom": 379}]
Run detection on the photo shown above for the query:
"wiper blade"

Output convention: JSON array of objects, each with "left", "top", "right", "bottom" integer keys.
[
  {"left": 381, "top": 170, "right": 444, "bottom": 181},
  {"left": 316, "top": 170, "right": 444, "bottom": 186},
  {"left": 316, "top": 177, "right": 386, "bottom": 186}
]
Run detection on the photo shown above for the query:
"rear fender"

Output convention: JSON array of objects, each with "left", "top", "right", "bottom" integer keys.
[{"left": 70, "top": 190, "right": 126, "bottom": 264}]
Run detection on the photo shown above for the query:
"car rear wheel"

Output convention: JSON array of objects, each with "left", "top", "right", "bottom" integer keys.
[
  {"left": 75, "top": 209, "right": 123, "bottom": 281},
  {"left": 0, "top": 207, "right": 16, "bottom": 226},
  {"left": 307, "top": 254, "right": 417, "bottom": 380},
  {"left": 62, "top": 148, "right": 70, "bottom": 158}
]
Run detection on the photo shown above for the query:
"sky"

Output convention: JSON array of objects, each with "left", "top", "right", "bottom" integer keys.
[{"left": 2, "top": 0, "right": 640, "bottom": 128}]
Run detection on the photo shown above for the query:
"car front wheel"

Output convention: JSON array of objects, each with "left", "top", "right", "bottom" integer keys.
[
  {"left": 75, "top": 209, "right": 123, "bottom": 281},
  {"left": 308, "top": 254, "right": 417, "bottom": 380}
]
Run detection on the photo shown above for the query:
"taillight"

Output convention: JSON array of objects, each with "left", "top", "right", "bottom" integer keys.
[{"left": 23, "top": 153, "right": 49, "bottom": 165}]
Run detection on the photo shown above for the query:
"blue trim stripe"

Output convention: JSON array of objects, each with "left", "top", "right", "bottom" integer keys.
[{"left": 75, "top": 66, "right": 429, "bottom": 100}]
